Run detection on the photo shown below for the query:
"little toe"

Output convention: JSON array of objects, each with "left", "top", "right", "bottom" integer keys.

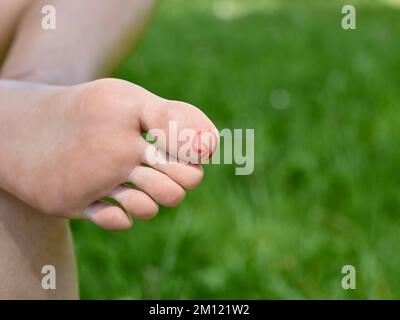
[{"left": 84, "top": 202, "right": 132, "bottom": 231}]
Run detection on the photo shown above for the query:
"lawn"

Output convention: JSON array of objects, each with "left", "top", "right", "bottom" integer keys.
[{"left": 71, "top": 0, "right": 400, "bottom": 299}]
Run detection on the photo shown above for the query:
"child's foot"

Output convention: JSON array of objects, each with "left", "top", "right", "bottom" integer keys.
[{"left": 0, "top": 78, "right": 218, "bottom": 230}]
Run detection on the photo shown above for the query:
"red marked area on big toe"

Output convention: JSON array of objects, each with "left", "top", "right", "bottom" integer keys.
[{"left": 191, "top": 128, "right": 219, "bottom": 162}]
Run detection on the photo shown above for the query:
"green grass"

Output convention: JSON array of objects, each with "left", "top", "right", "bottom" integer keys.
[{"left": 71, "top": 0, "right": 400, "bottom": 299}]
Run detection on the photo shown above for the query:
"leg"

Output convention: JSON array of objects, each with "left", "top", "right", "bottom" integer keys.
[
  {"left": 0, "top": 0, "right": 30, "bottom": 64},
  {"left": 1, "top": 0, "right": 157, "bottom": 84},
  {"left": 0, "top": 190, "right": 78, "bottom": 299},
  {"left": 0, "top": 0, "right": 156, "bottom": 299},
  {"left": 0, "top": 0, "right": 79, "bottom": 300}
]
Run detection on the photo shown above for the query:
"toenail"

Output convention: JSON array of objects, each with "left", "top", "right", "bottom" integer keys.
[{"left": 83, "top": 203, "right": 101, "bottom": 217}]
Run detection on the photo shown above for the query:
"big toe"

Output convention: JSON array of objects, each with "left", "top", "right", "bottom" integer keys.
[{"left": 141, "top": 98, "right": 220, "bottom": 164}]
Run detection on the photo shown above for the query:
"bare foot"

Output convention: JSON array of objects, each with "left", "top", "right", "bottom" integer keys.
[{"left": 0, "top": 78, "right": 218, "bottom": 230}]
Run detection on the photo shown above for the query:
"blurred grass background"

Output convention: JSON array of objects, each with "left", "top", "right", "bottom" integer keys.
[{"left": 71, "top": 0, "right": 400, "bottom": 299}]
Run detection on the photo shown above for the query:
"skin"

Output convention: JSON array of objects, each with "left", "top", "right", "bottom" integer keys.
[
  {"left": 0, "top": 0, "right": 218, "bottom": 299},
  {"left": 0, "top": 0, "right": 28, "bottom": 64}
]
